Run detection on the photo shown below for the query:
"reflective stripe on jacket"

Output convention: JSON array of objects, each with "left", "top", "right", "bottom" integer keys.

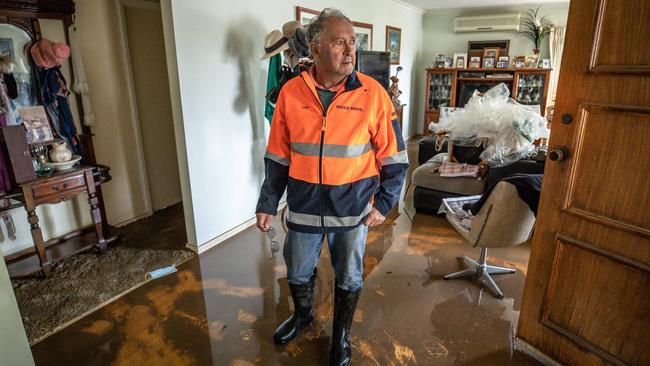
[{"left": 256, "top": 70, "right": 409, "bottom": 233}]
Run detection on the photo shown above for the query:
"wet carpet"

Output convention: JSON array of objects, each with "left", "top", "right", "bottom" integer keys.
[{"left": 11, "top": 203, "right": 195, "bottom": 344}]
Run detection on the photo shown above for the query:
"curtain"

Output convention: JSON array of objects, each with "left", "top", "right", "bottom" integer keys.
[{"left": 548, "top": 26, "right": 566, "bottom": 105}]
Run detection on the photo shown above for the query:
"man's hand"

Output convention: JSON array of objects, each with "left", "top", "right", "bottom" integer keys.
[
  {"left": 256, "top": 213, "right": 274, "bottom": 232},
  {"left": 364, "top": 208, "right": 385, "bottom": 227}
]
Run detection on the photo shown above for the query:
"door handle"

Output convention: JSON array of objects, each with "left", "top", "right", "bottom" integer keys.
[{"left": 548, "top": 147, "right": 569, "bottom": 161}]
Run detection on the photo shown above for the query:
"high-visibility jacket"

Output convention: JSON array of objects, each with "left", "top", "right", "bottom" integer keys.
[{"left": 256, "top": 70, "right": 409, "bottom": 233}]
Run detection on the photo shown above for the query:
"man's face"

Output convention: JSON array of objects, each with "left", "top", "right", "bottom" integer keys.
[{"left": 312, "top": 18, "right": 356, "bottom": 78}]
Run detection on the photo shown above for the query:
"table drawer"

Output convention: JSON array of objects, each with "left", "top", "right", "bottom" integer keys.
[{"left": 32, "top": 175, "right": 86, "bottom": 199}]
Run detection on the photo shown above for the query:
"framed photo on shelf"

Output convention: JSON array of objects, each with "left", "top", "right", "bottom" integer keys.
[
  {"left": 18, "top": 106, "right": 54, "bottom": 144},
  {"left": 444, "top": 56, "right": 453, "bottom": 68},
  {"left": 434, "top": 53, "right": 448, "bottom": 68},
  {"left": 482, "top": 47, "right": 499, "bottom": 60},
  {"left": 525, "top": 54, "right": 539, "bottom": 68},
  {"left": 514, "top": 56, "right": 526, "bottom": 68},
  {"left": 453, "top": 53, "right": 467, "bottom": 68},
  {"left": 385, "top": 26, "right": 401, "bottom": 64},
  {"left": 483, "top": 57, "right": 495, "bottom": 69},
  {"left": 541, "top": 59, "right": 551, "bottom": 68},
  {"left": 496, "top": 55, "right": 509, "bottom": 68},
  {"left": 469, "top": 56, "right": 481, "bottom": 68},
  {"left": 352, "top": 21, "right": 373, "bottom": 51},
  {"left": 295, "top": 6, "right": 320, "bottom": 25}
]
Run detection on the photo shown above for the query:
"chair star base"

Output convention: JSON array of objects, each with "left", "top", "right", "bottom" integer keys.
[{"left": 443, "top": 248, "right": 516, "bottom": 299}]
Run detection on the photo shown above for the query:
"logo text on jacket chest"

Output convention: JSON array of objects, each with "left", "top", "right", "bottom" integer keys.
[{"left": 335, "top": 105, "right": 363, "bottom": 112}]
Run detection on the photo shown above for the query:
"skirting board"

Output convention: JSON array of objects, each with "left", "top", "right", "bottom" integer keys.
[
  {"left": 514, "top": 337, "right": 563, "bottom": 366},
  {"left": 186, "top": 202, "right": 287, "bottom": 255}
]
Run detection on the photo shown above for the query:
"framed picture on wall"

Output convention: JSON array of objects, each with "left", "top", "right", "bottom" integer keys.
[
  {"left": 0, "top": 38, "right": 14, "bottom": 59},
  {"left": 385, "top": 26, "right": 401, "bottom": 64},
  {"left": 453, "top": 53, "right": 467, "bottom": 68},
  {"left": 295, "top": 6, "right": 320, "bottom": 26},
  {"left": 352, "top": 21, "right": 373, "bottom": 51}
]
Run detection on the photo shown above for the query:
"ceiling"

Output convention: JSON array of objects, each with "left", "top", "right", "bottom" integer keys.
[{"left": 397, "top": 0, "right": 569, "bottom": 11}]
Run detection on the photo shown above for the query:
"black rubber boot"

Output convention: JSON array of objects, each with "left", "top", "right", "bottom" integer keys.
[
  {"left": 273, "top": 277, "right": 316, "bottom": 345},
  {"left": 329, "top": 286, "right": 361, "bottom": 366}
]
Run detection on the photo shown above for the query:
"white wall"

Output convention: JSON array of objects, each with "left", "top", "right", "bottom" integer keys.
[
  {"left": 163, "top": 0, "right": 423, "bottom": 248},
  {"left": 0, "top": 258, "right": 33, "bottom": 366},
  {"left": 418, "top": 3, "right": 569, "bottom": 132}
]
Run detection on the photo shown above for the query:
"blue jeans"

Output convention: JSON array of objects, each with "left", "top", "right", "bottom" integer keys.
[{"left": 283, "top": 224, "right": 368, "bottom": 291}]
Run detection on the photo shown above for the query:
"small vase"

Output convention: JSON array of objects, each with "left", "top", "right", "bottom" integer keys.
[
  {"left": 533, "top": 48, "right": 540, "bottom": 55},
  {"left": 49, "top": 142, "right": 72, "bottom": 163}
]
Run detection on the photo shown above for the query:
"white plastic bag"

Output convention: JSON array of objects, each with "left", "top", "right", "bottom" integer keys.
[{"left": 429, "top": 83, "right": 549, "bottom": 167}]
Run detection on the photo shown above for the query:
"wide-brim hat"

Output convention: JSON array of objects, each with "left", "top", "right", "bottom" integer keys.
[
  {"left": 282, "top": 20, "right": 303, "bottom": 39},
  {"left": 261, "top": 29, "right": 288, "bottom": 60},
  {"left": 30, "top": 39, "right": 70, "bottom": 69}
]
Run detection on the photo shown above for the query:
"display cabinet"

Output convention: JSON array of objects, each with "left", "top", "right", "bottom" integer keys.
[
  {"left": 513, "top": 70, "right": 550, "bottom": 110},
  {"left": 423, "top": 68, "right": 551, "bottom": 135},
  {"left": 424, "top": 69, "right": 456, "bottom": 135}
]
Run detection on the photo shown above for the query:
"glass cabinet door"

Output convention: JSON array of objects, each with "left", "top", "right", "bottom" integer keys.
[
  {"left": 515, "top": 73, "right": 546, "bottom": 105},
  {"left": 427, "top": 72, "right": 453, "bottom": 110}
]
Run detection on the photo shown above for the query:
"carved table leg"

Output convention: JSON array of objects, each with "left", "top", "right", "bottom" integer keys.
[
  {"left": 85, "top": 170, "right": 107, "bottom": 253},
  {"left": 27, "top": 208, "right": 51, "bottom": 277}
]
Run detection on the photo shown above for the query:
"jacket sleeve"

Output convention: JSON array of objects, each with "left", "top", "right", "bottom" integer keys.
[
  {"left": 370, "top": 88, "right": 409, "bottom": 216},
  {"left": 256, "top": 91, "right": 291, "bottom": 215}
]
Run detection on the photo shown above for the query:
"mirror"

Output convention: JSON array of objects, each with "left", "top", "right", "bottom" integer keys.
[{"left": 0, "top": 23, "right": 37, "bottom": 107}]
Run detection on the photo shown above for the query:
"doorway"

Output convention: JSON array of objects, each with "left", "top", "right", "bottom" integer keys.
[{"left": 120, "top": 0, "right": 181, "bottom": 212}]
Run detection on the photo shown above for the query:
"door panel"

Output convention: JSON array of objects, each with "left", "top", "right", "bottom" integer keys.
[
  {"left": 589, "top": 0, "right": 650, "bottom": 73},
  {"left": 565, "top": 104, "right": 650, "bottom": 234},
  {"left": 541, "top": 235, "right": 650, "bottom": 365},
  {"left": 517, "top": 0, "right": 650, "bottom": 365}
]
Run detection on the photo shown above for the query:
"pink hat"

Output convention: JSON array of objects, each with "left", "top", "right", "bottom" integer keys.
[{"left": 30, "top": 39, "right": 70, "bottom": 69}]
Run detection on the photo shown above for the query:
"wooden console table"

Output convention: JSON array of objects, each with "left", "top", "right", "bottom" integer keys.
[{"left": 19, "top": 166, "right": 107, "bottom": 277}]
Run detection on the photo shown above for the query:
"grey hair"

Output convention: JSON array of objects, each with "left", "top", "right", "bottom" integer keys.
[{"left": 306, "top": 8, "right": 351, "bottom": 43}]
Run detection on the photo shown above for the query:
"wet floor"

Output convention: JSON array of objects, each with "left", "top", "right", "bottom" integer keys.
[
  {"left": 30, "top": 211, "right": 537, "bottom": 365},
  {"left": 30, "top": 139, "right": 539, "bottom": 365}
]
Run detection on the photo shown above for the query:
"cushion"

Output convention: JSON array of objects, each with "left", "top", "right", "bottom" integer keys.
[{"left": 412, "top": 160, "right": 486, "bottom": 196}]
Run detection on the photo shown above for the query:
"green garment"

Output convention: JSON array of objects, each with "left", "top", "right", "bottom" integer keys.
[
  {"left": 264, "top": 54, "right": 282, "bottom": 124},
  {"left": 316, "top": 88, "right": 336, "bottom": 113}
]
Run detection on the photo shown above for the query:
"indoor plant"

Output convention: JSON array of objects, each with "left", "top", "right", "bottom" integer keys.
[{"left": 516, "top": 7, "right": 554, "bottom": 54}]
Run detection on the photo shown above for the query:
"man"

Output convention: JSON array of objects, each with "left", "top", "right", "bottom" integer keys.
[{"left": 256, "top": 8, "right": 408, "bottom": 366}]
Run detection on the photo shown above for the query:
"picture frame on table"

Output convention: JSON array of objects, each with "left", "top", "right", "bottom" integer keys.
[
  {"left": 496, "top": 55, "right": 509, "bottom": 68},
  {"left": 295, "top": 6, "right": 320, "bottom": 25},
  {"left": 541, "top": 59, "right": 551, "bottom": 68},
  {"left": 514, "top": 56, "right": 526, "bottom": 68},
  {"left": 453, "top": 53, "right": 467, "bottom": 68},
  {"left": 482, "top": 47, "right": 499, "bottom": 60},
  {"left": 18, "top": 106, "right": 54, "bottom": 144},
  {"left": 385, "top": 26, "right": 401, "bottom": 64},
  {"left": 434, "top": 53, "right": 448, "bottom": 68},
  {"left": 483, "top": 57, "right": 495, "bottom": 69},
  {"left": 469, "top": 56, "right": 481, "bottom": 68},
  {"left": 352, "top": 21, "right": 373, "bottom": 51}
]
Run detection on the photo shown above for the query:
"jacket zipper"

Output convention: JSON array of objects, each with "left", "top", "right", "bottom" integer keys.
[{"left": 300, "top": 75, "right": 348, "bottom": 231}]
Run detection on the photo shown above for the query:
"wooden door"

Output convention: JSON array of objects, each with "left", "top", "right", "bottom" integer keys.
[{"left": 517, "top": 0, "right": 650, "bottom": 365}]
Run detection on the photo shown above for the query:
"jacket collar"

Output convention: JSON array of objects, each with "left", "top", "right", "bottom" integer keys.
[
  {"left": 344, "top": 70, "right": 363, "bottom": 91},
  {"left": 301, "top": 67, "right": 364, "bottom": 94}
]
